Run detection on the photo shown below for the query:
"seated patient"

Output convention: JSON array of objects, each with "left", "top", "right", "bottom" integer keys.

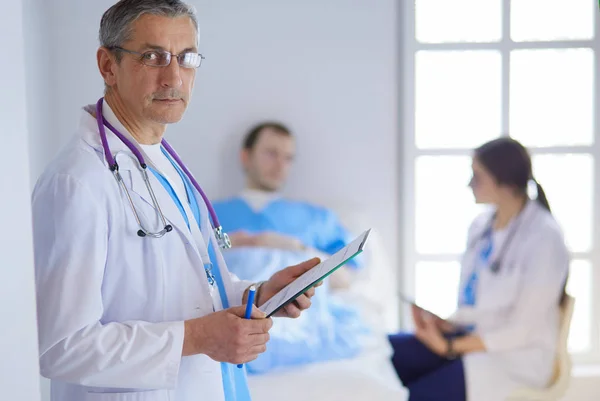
[
  {"left": 213, "top": 122, "right": 373, "bottom": 373},
  {"left": 390, "top": 138, "right": 570, "bottom": 401}
]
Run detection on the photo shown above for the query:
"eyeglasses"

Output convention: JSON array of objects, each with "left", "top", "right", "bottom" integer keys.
[{"left": 112, "top": 47, "right": 205, "bottom": 69}]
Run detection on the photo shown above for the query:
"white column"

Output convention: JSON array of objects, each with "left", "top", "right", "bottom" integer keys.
[{"left": 0, "top": 0, "right": 42, "bottom": 400}]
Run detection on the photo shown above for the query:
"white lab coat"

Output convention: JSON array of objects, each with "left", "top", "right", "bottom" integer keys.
[
  {"left": 450, "top": 200, "right": 569, "bottom": 401},
  {"left": 31, "top": 103, "right": 253, "bottom": 401}
]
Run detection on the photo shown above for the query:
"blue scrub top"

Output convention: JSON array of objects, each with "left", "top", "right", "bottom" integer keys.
[
  {"left": 461, "top": 230, "right": 494, "bottom": 307},
  {"left": 213, "top": 196, "right": 362, "bottom": 269},
  {"left": 149, "top": 148, "right": 252, "bottom": 401}
]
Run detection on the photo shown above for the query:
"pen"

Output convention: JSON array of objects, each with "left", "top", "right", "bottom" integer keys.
[{"left": 238, "top": 285, "right": 256, "bottom": 368}]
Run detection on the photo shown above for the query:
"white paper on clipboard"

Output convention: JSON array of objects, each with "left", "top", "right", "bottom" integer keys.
[{"left": 259, "top": 229, "right": 371, "bottom": 317}]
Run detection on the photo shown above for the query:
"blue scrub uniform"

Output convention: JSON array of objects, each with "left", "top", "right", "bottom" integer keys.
[
  {"left": 149, "top": 149, "right": 252, "bottom": 401},
  {"left": 389, "top": 333, "right": 466, "bottom": 401},
  {"left": 213, "top": 196, "right": 368, "bottom": 373},
  {"left": 213, "top": 196, "right": 362, "bottom": 268},
  {"left": 388, "top": 230, "right": 495, "bottom": 401}
]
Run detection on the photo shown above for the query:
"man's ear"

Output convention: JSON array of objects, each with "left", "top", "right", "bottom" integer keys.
[
  {"left": 240, "top": 149, "right": 251, "bottom": 171},
  {"left": 97, "top": 47, "right": 118, "bottom": 87}
]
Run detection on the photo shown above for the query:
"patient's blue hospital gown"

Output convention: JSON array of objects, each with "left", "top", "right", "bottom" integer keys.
[
  {"left": 214, "top": 196, "right": 363, "bottom": 268},
  {"left": 213, "top": 196, "right": 370, "bottom": 374}
]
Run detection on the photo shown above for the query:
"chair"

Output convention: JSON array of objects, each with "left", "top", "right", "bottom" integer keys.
[{"left": 507, "top": 294, "right": 575, "bottom": 400}]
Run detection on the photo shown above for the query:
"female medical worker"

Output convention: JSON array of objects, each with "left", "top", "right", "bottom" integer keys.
[
  {"left": 31, "top": 1, "right": 320, "bottom": 401},
  {"left": 389, "top": 137, "right": 569, "bottom": 401}
]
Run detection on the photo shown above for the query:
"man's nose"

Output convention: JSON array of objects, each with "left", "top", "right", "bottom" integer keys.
[{"left": 160, "top": 57, "right": 183, "bottom": 88}]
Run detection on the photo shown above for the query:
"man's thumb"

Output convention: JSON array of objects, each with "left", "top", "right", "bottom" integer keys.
[
  {"left": 230, "top": 304, "right": 267, "bottom": 319},
  {"left": 289, "top": 257, "right": 321, "bottom": 275}
]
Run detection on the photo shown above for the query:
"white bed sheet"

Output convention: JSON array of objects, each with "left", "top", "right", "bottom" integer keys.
[
  {"left": 248, "top": 335, "right": 408, "bottom": 401},
  {"left": 247, "top": 205, "right": 408, "bottom": 400}
]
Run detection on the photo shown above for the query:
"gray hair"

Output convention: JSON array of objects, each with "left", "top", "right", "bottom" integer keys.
[{"left": 99, "top": 0, "right": 199, "bottom": 60}]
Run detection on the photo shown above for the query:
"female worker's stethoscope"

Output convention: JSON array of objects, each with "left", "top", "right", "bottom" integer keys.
[
  {"left": 467, "top": 204, "right": 533, "bottom": 274},
  {"left": 95, "top": 97, "right": 231, "bottom": 249}
]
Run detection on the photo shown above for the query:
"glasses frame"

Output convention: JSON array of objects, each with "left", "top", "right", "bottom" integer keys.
[{"left": 112, "top": 46, "right": 205, "bottom": 69}]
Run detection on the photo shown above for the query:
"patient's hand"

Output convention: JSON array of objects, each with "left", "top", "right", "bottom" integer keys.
[
  {"left": 228, "top": 231, "right": 256, "bottom": 247},
  {"left": 230, "top": 231, "right": 305, "bottom": 251},
  {"left": 229, "top": 231, "right": 306, "bottom": 251},
  {"left": 253, "top": 232, "right": 305, "bottom": 251}
]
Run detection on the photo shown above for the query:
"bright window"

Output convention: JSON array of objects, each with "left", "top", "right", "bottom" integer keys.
[{"left": 402, "top": 0, "right": 598, "bottom": 362}]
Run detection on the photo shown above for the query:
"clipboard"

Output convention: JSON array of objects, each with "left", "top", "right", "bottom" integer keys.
[
  {"left": 399, "top": 292, "right": 471, "bottom": 333},
  {"left": 259, "top": 229, "right": 371, "bottom": 317}
]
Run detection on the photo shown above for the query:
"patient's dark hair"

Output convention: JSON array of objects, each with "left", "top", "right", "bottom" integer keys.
[
  {"left": 243, "top": 122, "right": 292, "bottom": 150},
  {"left": 475, "top": 137, "right": 569, "bottom": 306},
  {"left": 474, "top": 137, "right": 550, "bottom": 212}
]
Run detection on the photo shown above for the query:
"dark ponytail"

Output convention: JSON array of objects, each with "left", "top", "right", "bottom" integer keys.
[
  {"left": 532, "top": 181, "right": 566, "bottom": 306},
  {"left": 533, "top": 180, "right": 551, "bottom": 213}
]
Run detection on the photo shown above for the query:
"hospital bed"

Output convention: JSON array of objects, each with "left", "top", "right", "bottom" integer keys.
[{"left": 247, "top": 206, "right": 408, "bottom": 400}]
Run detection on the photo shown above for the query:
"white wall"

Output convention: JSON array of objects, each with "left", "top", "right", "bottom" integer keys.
[
  {"left": 18, "top": 1, "right": 600, "bottom": 401},
  {"left": 180, "top": 1, "right": 399, "bottom": 231},
  {"left": 33, "top": 0, "right": 399, "bottom": 268},
  {"left": 24, "top": 0, "right": 53, "bottom": 183},
  {"left": 186, "top": 0, "right": 399, "bottom": 264},
  {"left": 31, "top": 3, "right": 398, "bottom": 400},
  {"left": 26, "top": 0, "right": 107, "bottom": 180},
  {"left": 0, "top": 1, "right": 42, "bottom": 401}
]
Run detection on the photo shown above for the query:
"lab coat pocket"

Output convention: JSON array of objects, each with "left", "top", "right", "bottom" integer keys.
[
  {"left": 85, "top": 389, "right": 170, "bottom": 401},
  {"left": 478, "top": 266, "right": 521, "bottom": 309}
]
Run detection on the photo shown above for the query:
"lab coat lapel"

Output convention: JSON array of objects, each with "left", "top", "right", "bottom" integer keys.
[
  {"left": 209, "top": 232, "right": 235, "bottom": 308},
  {"left": 78, "top": 102, "right": 202, "bottom": 255},
  {"left": 167, "top": 148, "right": 235, "bottom": 306},
  {"left": 189, "top": 177, "right": 214, "bottom": 248},
  {"left": 160, "top": 142, "right": 215, "bottom": 252}
]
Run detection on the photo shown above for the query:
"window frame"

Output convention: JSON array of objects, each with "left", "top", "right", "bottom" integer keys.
[{"left": 399, "top": 0, "right": 600, "bottom": 364}]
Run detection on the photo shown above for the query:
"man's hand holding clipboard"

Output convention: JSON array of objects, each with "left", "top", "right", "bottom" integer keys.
[{"left": 257, "top": 230, "right": 371, "bottom": 318}]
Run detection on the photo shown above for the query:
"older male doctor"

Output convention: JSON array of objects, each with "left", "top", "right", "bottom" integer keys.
[{"left": 31, "top": 1, "right": 321, "bottom": 400}]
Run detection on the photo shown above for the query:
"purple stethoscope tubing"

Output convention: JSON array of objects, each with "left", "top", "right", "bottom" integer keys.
[{"left": 95, "top": 97, "right": 231, "bottom": 248}]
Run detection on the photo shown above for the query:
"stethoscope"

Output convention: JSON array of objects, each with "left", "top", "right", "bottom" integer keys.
[
  {"left": 468, "top": 205, "right": 530, "bottom": 274},
  {"left": 95, "top": 97, "right": 231, "bottom": 249}
]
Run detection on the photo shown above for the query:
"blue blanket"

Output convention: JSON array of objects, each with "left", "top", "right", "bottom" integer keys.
[{"left": 223, "top": 247, "right": 370, "bottom": 374}]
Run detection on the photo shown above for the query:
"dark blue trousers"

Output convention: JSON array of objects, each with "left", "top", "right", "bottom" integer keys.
[{"left": 389, "top": 333, "right": 467, "bottom": 401}]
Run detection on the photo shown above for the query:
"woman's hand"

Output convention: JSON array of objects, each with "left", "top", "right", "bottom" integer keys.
[
  {"left": 412, "top": 305, "right": 487, "bottom": 356},
  {"left": 413, "top": 309, "right": 448, "bottom": 356},
  {"left": 411, "top": 304, "right": 456, "bottom": 333}
]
